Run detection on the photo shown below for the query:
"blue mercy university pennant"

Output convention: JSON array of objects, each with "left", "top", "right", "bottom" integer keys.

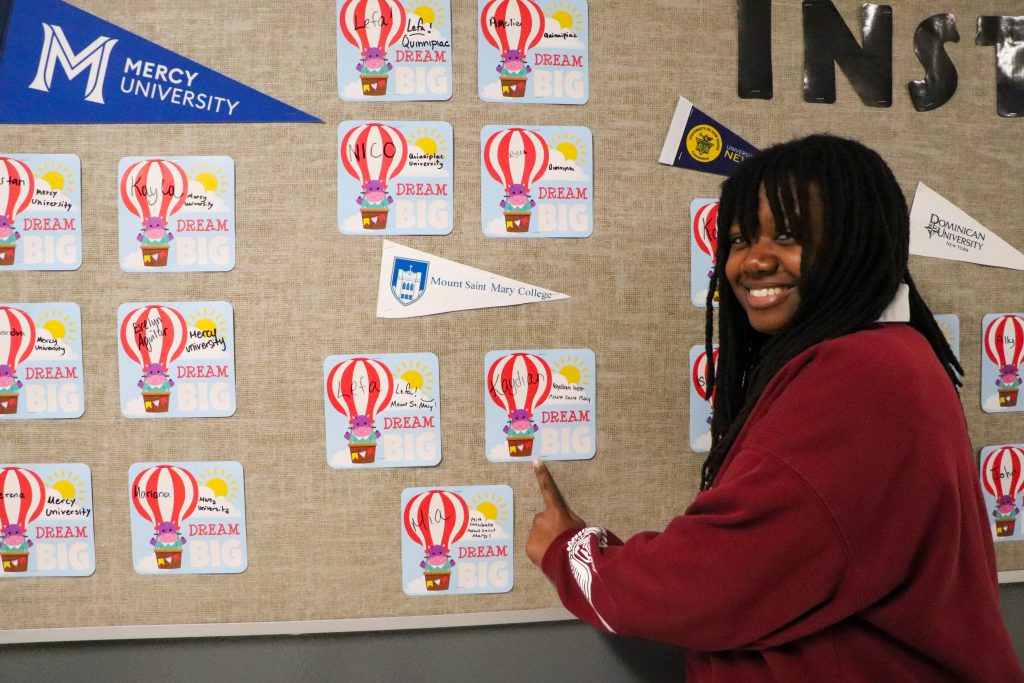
[{"left": 0, "top": 0, "right": 320, "bottom": 123}]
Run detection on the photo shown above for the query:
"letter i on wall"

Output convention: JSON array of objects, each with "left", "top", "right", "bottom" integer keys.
[
  {"left": 337, "top": 0, "right": 453, "bottom": 101},
  {"left": 118, "top": 156, "right": 235, "bottom": 272},
  {"left": 484, "top": 348, "right": 596, "bottom": 462},
  {"left": 128, "top": 461, "right": 248, "bottom": 575}
]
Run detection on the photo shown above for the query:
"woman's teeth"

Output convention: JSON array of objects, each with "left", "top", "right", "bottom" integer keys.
[{"left": 749, "top": 286, "right": 789, "bottom": 298}]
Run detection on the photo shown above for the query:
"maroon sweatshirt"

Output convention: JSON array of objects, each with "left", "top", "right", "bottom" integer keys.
[{"left": 542, "top": 324, "right": 1023, "bottom": 681}]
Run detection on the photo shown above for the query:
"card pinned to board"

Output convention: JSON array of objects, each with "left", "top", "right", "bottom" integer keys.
[
  {"left": 659, "top": 96, "right": 758, "bottom": 176},
  {"left": 909, "top": 183, "right": 1024, "bottom": 271},
  {"left": 0, "top": 0, "right": 320, "bottom": 123},
  {"left": 377, "top": 240, "right": 568, "bottom": 318}
]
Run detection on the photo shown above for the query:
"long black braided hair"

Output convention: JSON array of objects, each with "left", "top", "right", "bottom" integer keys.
[{"left": 700, "top": 134, "right": 962, "bottom": 490}]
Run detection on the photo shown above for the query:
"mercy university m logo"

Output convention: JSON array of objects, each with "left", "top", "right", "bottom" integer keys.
[{"left": 28, "top": 24, "right": 118, "bottom": 104}]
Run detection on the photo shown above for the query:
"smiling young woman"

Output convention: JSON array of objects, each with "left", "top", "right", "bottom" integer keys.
[{"left": 526, "top": 135, "right": 1023, "bottom": 682}]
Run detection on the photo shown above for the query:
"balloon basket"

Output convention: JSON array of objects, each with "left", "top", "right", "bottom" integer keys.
[
  {"left": 500, "top": 75, "right": 527, "bottom": 98},
  {"left": 0, "top": 244, "right": 15, "bottom": 266},
  {"left": 155, "top": 548, "right": 183, "bottom": 569},
  {"left": 361, "top": 208, "right": 389, "bottom": 230},
  {"left": 0, "top": 394, "right": 18, "bottom": 414},
  {"left": 999, "top": 388, "right": 1019, "bottom": 408},
  {"left": 143, "top": 391, "right": 171, "bottom": 413},
  {"left": 996, "top": 518, "right": 1017, "bottom": 537},
  {"left": 141, "top": 245, "right": 170, "bottom": 267},
  {"left": 350, "top": 442, "right": 376, "bottom": 464},
  {"left": 424, "top": 570, "right": 451, "bottom": 591},
  {"left": 504, "top": 210, "right": 531, "bottom": 233},
  {"left": 1, "top": 551, "right": 29, "bottom": 572},
  {"left": 507, "top": 436, "right": 534, "bottom": 458},
  {"left": 361, "top": 74, "right": 388, "bottom": 96}
]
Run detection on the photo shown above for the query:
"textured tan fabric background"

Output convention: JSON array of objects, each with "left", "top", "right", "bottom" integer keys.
[{"left": 3, "top": 0, "right": 1023, "bottom": 631}]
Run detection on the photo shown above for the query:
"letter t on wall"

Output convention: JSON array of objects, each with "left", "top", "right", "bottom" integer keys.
[{"left": 976, "top": 17, "right": 1024, "bottom": 117}]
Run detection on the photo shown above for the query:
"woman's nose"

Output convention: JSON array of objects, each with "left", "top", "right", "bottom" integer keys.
[{"left": 741, "top": 238, "right": 779, "bottom": 274}]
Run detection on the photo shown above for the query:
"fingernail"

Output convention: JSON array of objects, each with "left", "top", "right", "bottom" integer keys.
[{"left": 532, "top": 459, "right": 542, "bottom": 471}]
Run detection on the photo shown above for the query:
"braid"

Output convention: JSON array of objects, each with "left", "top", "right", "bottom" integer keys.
[{"left": 699, "top": 135, "right": 961, "bottom": 490}]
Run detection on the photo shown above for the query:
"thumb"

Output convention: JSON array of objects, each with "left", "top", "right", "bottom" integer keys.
[{"left": 533, "top": 460, "right": 567, "bottom": 510}]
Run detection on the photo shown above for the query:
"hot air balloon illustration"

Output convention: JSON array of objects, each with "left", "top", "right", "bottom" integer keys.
[
  {"left": 120, "top": 159, "right": 189, "bottom": 268},
  {"left": 339, "top": 0, "right": 407, "bottom": 96},
  {"left": 484, "top": 127, "right": 550, "bottom": 233},
  {"left": 984, "top": 315, "right": 1024, "bottom": 408},
  {"left": 0, "top": 467, "right": 44, "bottom": 572},
  {"left": 692, "top": 348, "right": 719, "bottom": 425},
  {"left": 0, "top": 306, "right": 36, "bottom": 415},
  {"left": 404, "top": 489, "right": 469, "bottom": 591},
  {"left": 982, "top": 447, "right": 1024, "bottom": 537},
  {"left": 480, "top": 0, "right": 545, "bottom": 98},
  {"left": 488, "top": 352, "right": 552, "bottom": 458},
  {"left": 327, "top": 357, "right": 396, "bottom": 464},
  {"left": 119, "top": 305, "right": 188, "bottom": 414},
  {"left": 132, "top": 465, "right": 199, "bottom": 569},
  {"left": 693, "top": 200, "right": 720, "bottom": 302},
  {"left": 0, "top": 156, "right": 35, "bottom": 266},
  {"left": 341, "top": 123, "right": 409, "bottom": 230}
]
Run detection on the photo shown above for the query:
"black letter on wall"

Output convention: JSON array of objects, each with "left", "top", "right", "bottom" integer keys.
[
  {"left": 977, "top": 17, "right": 1024, "bottom": 118},
  {"left": 908, "top": 15, "right": 959, "bottom": 112},
  {"left": 738, "top": 0, "right": 772, "bottom": 99},
  {"left": 803, "top": 1, "right": 892, "bottom": 106}
]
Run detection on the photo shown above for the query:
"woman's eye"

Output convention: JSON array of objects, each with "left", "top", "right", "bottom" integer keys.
[
  {"left": 776, "top": 231, "right": 796, "bottom": 242},
  {"left": 729, "top": 234, "right": 747, "bottom": 246}
]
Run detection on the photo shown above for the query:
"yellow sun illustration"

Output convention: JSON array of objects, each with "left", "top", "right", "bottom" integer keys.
[
  {"left": 408, "top": 127, "right": 450, "bottom": 159},
  {"left": 548, "top": 132, "right": 589, "bottom": 166},
  {"left": 46, "top": 469, "right": 86, "bottom": 502},
  {"left": 411, "top": 0, "right": 446, "bottom": 27},
  {"left": 189, "top": 162, "right": 231, "bottom": 195},
  {"left": 34, "top": 160, "right": 77, "bottom": 194},
  {"left": 199, "top": 467, "right": 239, "bottom": 501},
  {"left": 546, "top": 1, "right": 582, "bottom": 29},
  {"left": 37, "top": 309, "right": 78, "bottom": 343},
  {"left": 469, "top": 491, "right": 509, "bottom": 523},
  {"left": 394, "top": 359, "right": 435, "bottom": 394},
  {"left": 187, "top": 308, "right": 230, "bottom": 342},
  {"left": 552, "top": 354, "right": 592, "bottom": 386}
]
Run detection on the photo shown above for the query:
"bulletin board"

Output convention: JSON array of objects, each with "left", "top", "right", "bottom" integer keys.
[{"left": 4, "top": 0, "right": 1024, "bottom": 643}]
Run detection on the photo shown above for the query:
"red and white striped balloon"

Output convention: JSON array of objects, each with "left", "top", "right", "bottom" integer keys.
[
  {"left": 340, "top": 123, "right": 409, "bottom": 187},
  {"left": 403, "top": 489, "right": 470, "bottom": 552},
  {"left": 339, "top": 0, "right": 407, "bottom": 53},
  {"left": 480, "top": 0, "right": 545, "bottom": 56},
  {"left": 0, "top": 156, "right": 35, "bottom": 223},
  {"left": 982, "top": 447, "right": 1024, "bottom": 500},
  {"left": 119, "top": 159, "right": 189, "bottom": 225},
  {"left": 0, "top": 306, "right": 36, "bottom": 372},
  {"left": 119, "top": 305, "right": 187, "bottom": 372},
  {"left": 0, "top": 467, "right": 45, "bottom": 531},
  {"left": 326, "top": 357, "right": 396, "bottom": 422},
  {"left": 487, "top": 352, "right": 552, "bottom": 416},
  {"left": 984, "top": 315, "right": 1024, "bottom": 370},
  {"left": 693, "top": 201, "right": 720, "bottom": 262},
  {"left": 483, "top": 127, "right": 549, "bottom": 191},
  {"left": 131, "top": 465, "right": 199, "bottom": 530}
]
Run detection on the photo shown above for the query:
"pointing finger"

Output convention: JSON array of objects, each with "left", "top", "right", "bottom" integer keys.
[{"left": 533, "top": 459, "right": 567, "bottom": 510}]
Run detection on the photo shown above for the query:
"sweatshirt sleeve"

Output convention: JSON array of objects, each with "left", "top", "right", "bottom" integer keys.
[{"left": 541, "top": 447, "right": 851, "bottom": 651}]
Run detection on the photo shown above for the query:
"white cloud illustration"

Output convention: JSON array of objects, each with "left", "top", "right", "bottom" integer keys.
[
  {"left": 484, "top": 218, "right": 507, "bottom": 236},
  {"left": 121, "top": 251, "right": 145, "bottom": 270},
  {"left": 42, "top": 487, "right": 89, "bottom": 514},
  {"left": 984, "top": 394, "right": 1005, "bottom": 412},
  {"left": 342, "top": 80, "right": 368, "bottom": 99},
  {"left": 405, "top": 576, "right": 429, "bottom": 595},
  {"left": 123, "top": 396, "right": 147, "bottom": 418},
  {"left": 134, "top": 554, "right": 158, "bottom": 573},
  {"left": 489, "top": 442, "right": 510, "bottom": 461},
  {"left": 542, "top": 149, "right": 589, "bottom": 182},
  {"left": 191, "top": 486, "right": 240, "bottom": 518},
  {"left": 328, "top": 450, "right": 358, "bottom": 469},
  {"left": 692, "top": 431, "right": 712, "bottom": 453},
  {"left": 537, "top": 16, "right": 586, "bottom": 49},
  {"left": 342, "top": 214, "right": 363, "bottom": 233},
  {"left": 30, "top": 330, "right": 80, "bottom": 361},
  {"left": 481, "top": 81, "right": 504, "bottom": 100}
]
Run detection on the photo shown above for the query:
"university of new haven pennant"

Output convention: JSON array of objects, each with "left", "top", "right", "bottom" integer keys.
[
  {"left": 909, "top": 183, "right": 1024, "bottom": 271},
  {"left": 659, "top": 96, "right": 757, "bottom": 176},
  {"left": 0, "top": 0, "right": 319, "bottom": 123},
  {"left": 377, "top": 240, "right": 568, "bottom": 318}
]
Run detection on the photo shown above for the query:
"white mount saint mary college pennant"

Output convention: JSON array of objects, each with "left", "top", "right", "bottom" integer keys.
[
  {"left": 377, "top": 241, "right": 568, "bottom": 318},
  {"left": 909, "top": 183, "right": 1024, "bottom": 271}
]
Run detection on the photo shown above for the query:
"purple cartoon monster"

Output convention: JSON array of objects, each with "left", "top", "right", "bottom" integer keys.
[
  {"left": 420, "top": 543, "right": 454, "bottom": 571},
  {"left": 138, "top": 363, "right": 174, "bottom": 391},
  {"left": 345, "top": 414, "right": 381, "bottom": 443},
  {"left": 503, "top": 408, "right": 538, "bottom": 437},
  {"left": 1, "top": 523, "right": 32, "bottom": 552},
  {"left": 497, "top": 49, "right": 532, "bottom": 77},
  {"left": 0, "top": 215, "right": 21, "bottom": 243},
  {"left": 357, "top": 47, "right": 394, "bottom": 74},
  {"left": 150, "top": 520, "right": 187, "bottom": 549},
  {"left": 357, "top": 179, "right": 394, "bottom": 210},
  {"left": 137, "top": 216, "right": 174, "bottom": 245},
  {"left": 0, "top": 364, "right": 23, "bottom": 394},
  {"left": 500, "top": 183, "right": 536, "bottom": 213}
]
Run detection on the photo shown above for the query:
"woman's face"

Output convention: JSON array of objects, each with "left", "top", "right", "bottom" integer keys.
[{"left": 725, "top": 185, "right": 821, "bottom": 334}]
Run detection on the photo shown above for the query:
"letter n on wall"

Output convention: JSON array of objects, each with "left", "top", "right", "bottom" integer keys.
[{"left": 803, "top": 1, "right": 893, "bottom": 107}]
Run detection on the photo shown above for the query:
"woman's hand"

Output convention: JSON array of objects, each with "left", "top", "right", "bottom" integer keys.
[{"left": 526, "top": 460, "right": 585, "bottom": 566}]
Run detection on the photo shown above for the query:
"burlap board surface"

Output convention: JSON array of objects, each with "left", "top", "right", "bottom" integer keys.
[{"left": 3, "top": 0, "right": 1022, "bottom": 631}]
